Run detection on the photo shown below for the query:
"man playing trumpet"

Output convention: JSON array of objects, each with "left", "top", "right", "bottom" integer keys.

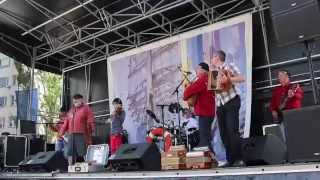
[
  {"left": 183, "top": 62, "right": 215, "bottom": 152},
  {"left": 210, "top": 50, "right": 245, "bottom": 167}
]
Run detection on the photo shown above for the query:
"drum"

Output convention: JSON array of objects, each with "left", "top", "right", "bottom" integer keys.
[{"left": 146, "top": 127, "right": 172, "bottom": 152}]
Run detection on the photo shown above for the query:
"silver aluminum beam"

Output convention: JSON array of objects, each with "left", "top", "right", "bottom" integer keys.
[
  {"left": 22, "top": 0, "right": 94, "bottom": 36},
  {"left": 24, "top": 0, "right": 106, "bottom": 61},
  {"left": 35, "top": 0, "right": 192, "bottom": 61},
  {"left": 61, "top": 1, "right": 265, "bottom": 71}
]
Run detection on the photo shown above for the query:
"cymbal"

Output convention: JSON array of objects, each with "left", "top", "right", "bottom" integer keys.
[{"left": 168, "top": 103, "right": 182, "bottom": 113}]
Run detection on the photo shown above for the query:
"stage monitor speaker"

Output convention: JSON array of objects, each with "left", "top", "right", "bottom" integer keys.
[
  {"left": 283, "top": 105, "right": 320, "bottom": 163},
  {"left": 242, "top": 134, "right": 287, "bottom": 165},
  {"left": 262, "top": 124, "right": 285, "bottom": 142},
  {"left": 19, "top": 151, "right": 68, "bottom": 172},
  {"left": 4, "top": 136, "right": 27, "bottom": 167},
  {"left": 270, "top": 0, "right": 320, "bottom": 46},
  {"left": 110, "top": 143, "right": 161, "bottom": 171}
]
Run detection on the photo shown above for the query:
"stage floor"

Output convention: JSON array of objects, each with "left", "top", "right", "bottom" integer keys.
[{"left": 1, "top": 163, "right": 320, "bottom": 179}]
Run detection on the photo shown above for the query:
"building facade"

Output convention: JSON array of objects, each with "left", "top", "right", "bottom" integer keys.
[{"left": 0, "top": 53, "right": 18, "bottom": 135}]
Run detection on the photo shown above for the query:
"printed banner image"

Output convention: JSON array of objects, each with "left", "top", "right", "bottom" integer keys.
[{"left": 108, "top": 13, "right": 252, "bottom": 162}]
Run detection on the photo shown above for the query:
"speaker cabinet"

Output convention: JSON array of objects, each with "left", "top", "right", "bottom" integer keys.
[
  {"left": 110, "top": 143, "right": 161, "bottom": 171},
  {"left": 283, "top": 105, "right": 320, "bottom": 162},
  {"left": 4, "top": 135, "right": 27, "bottom": 167},
  {"left": 19, "top": 151, "right": 68, "bottom": 172},
  {"left": 270, "top": 0, "right": 320, "bottom": 46},
  {"left": 242, "top": 134, "right": 287, "bottom": 165},
  {"left": 28, "top": 137, "right": 45, "bottom": 155}
]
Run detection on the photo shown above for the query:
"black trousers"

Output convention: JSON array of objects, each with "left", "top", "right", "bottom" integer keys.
[
  {"left": 198, "top": 116, "right": 214, "bottom": 151},
  {"left": 217, "top": 95, "right": 241, "bottom": 163}
]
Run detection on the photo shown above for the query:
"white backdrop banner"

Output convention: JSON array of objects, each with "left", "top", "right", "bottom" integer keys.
[{"left": 108, "top": 13, "right": 252, "bottom": 160}]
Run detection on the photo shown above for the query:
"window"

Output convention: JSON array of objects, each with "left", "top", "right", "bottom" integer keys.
[
  {"left": 10, "top": 95, "right": 15, "bottom": 106},
  {"left": 8, "top": 116, "right": 16, "bottom": 128},
  {"left": 0, "top": 97, "right": 7, "bottom": 107},
  {"left": 0, "top": 58, "right": 10, "bottom": 68},
  {"left": 0, "top": 117, "right": 5, "bottom": 128},
  {"left": 0, "top": 77, "right": 8, "bottom": 88},
  {"left": 12, "top": 75, "right": 17, "bottom": 86}
]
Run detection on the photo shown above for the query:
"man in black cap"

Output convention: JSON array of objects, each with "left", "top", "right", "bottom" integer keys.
[{"left": 183, "top": 62, "right": 215, "bottom": 152}]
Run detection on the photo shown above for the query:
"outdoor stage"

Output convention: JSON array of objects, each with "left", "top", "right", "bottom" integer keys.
[{"left": 1, "top": 163, "right": 320, "bottom": 179}]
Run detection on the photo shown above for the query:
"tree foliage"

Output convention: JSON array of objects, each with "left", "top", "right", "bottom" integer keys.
[
  {"left": 15, "top": 62, "right": 62, "bottom": 142},
  {"left": 36, "top": 71, "right": 62, "bottom": 142},
  {"left": 15, "top": 62, "right": 31, "bottom": 89}
]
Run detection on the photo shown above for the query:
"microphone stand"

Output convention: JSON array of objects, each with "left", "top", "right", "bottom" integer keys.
[
  {"left": 171, "top": 71, "right": 190, "bottom": 144},
  {"left": 156, "top": 104, "right": 169, "bottom": 151},
  {"left": 38, "top": 115, "right": 57, "bottom": 152},
  {"left": 72, "top": 108, "right": 76, "bottom": 165}
]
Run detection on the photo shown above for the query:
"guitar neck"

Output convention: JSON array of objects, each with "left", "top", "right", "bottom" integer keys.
[{"left": 279, "top": 84, "right": 298, "bottom": 110}]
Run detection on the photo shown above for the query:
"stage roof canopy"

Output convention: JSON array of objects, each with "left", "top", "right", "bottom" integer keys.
[{"left": 0, "top": 0, "right": 268, "bottom": 73}]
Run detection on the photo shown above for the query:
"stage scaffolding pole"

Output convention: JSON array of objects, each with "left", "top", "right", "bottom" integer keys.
[{"left": 27, "top": 48, "right": 36, "bottom": 121}]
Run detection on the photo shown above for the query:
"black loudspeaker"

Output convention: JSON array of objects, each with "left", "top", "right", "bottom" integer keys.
[
  {"left": 242, "top": 134, "right": 287, "bottom": 165},
  {"left": 4, "top": 136, "right": 27, "bottom": 167},
  {"left": 110, "top": 143, "right": 161, "bottom": 171},
  {"left": 283, "top": 105, "right": 320, "bottom": 163},
  {"left": 270, "top": 0, "right": 320, "bottom": 46},
  {"left": 19, "top": 151, "right": 68, "bottom": 172},
  {"left": 19, "top": 120, "right": 36, "bottom": 134},
  {"left": 28, "top": 137, "right": 45, "bottom": 155},
  {"left": 46, "top": 143, "right": 56, "bottom": 151}
]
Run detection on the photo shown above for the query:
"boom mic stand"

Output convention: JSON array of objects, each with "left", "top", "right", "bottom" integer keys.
[
  {"left": 156, "top": 104, "right": 170, "bottom": 151},
  {"left": 171, "top": 69, "right": 191, "bottom": 144}
]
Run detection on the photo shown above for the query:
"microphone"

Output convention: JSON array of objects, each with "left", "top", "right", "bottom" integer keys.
[
  {"left": 177, "top": 65, "right": 192, "bottom": 75},
  {"left": 183, "top": 71, "right": 192, "bottom": 75}
]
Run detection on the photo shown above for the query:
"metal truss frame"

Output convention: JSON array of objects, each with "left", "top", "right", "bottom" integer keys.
[
  {"left": 0, "top": 0, "right": 272, "bottom": 76},
  {"left": 4, "top": 0, "right": 266, "bottom": 71},
  {"left": 0, "top": 0, "right": 273, "bottom": 119}
]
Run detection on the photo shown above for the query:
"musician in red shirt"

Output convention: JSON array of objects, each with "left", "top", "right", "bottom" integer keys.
[
  {"left": 59, "top": 94, "right": 95, "bottom": 165},
  {"left": 183, "top": 62, "right": 215, "bottom": 151},
  {"left": 270, "top": 70, "right": 304, "bottom": 122}
]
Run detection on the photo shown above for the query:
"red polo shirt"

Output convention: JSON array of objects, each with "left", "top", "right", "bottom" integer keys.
[
  {"left": 59, "top": 104, "right": 95, "bottom": 145},
  {"left": 270, "top": 83, "right": 304, "bottom": 112},
  {"left": 183, "top": 74, "right": 215, "bottom": 117}
]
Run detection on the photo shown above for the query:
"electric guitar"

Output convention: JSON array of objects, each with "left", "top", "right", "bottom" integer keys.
[
  {"left": 278, "top": 84, "right": 299, "bottom": 111},
  {"left": 275, "top": 84, "right": 299, "bottom": 122}
]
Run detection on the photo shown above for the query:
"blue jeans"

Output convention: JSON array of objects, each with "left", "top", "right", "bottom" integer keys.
[{"left": 55, "top": 138, "right": 68, "bottom": 158}]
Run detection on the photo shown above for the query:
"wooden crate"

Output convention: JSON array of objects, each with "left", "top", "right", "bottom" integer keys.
[
  {"left": 186, "top": 152, "right": 218, "bottom": 169},
  {"left": 163, "top": 150, "right": 186, "bottom": 158},
  {"left": 162, "top": 156, "right": 186, "bottom": 163},
  {"left": 186, "top": 162, "right": 213, "bottom": 169},
  {"left": 161, "top": 156, "right": 187, "bottom": 170},
  {"left": 162, "top": 163, "right": 187, "bottom": 170}
]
